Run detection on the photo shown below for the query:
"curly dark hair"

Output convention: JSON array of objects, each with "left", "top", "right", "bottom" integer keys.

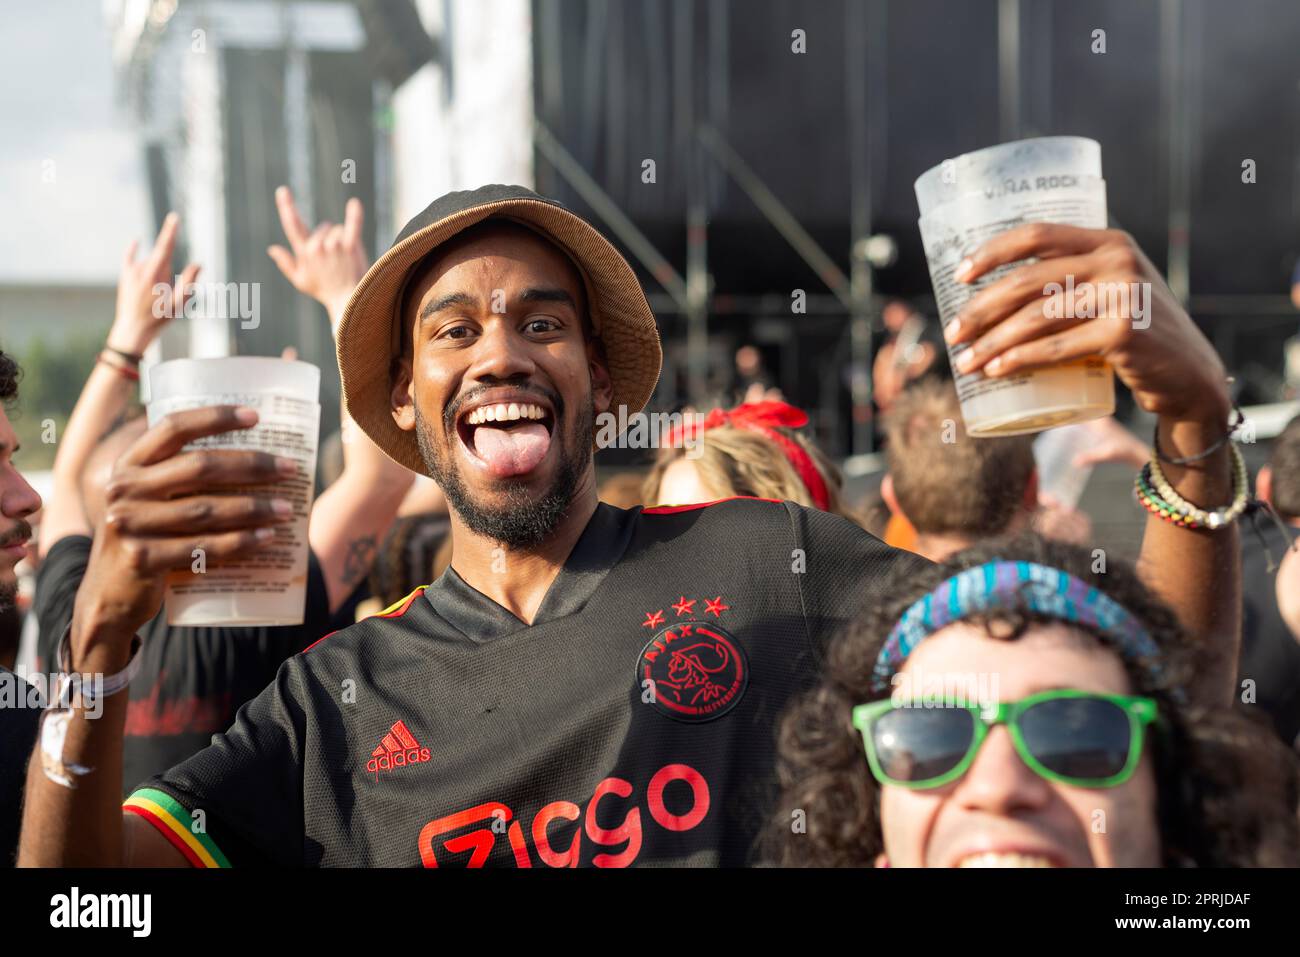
[
  {"left": 0, "top": 348, "right": 19, "bottom": 403},
  {"left": 765, "top": 533, "right": 1300, "bottom": 867}
]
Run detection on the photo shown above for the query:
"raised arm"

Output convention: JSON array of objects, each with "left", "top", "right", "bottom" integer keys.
[
  {"left": 19, "top": 406, "right": 295, "bottom": 866},
  {"left": 948, "top": 224, "right": 1239, "bottom": 707},
  {"left": 39, "top": 215, "right": 198, "bottom": 557},
  {"left": 268, "top": 187, "right": 415, "bottom": 613}
]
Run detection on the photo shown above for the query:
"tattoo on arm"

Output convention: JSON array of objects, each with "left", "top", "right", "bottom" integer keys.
[{"left": 341, "top": 535, "right": 378, "bottom": 588}]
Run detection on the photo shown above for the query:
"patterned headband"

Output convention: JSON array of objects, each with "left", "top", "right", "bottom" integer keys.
[{"left": 870, "top": 561, "right": 1167, "bottom": 695}]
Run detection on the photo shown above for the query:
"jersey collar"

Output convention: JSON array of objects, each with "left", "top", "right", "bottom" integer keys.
[{"left": 423, "top": 503, "right": 637, "bottom": 642}]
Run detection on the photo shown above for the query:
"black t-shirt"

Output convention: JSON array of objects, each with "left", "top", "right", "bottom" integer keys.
[
  {"left": 0, "top": 665, "right": 41, "bottom": 866},
  {"left": 1238, "top": 520, "right": 1300, "bottom": 747},
  {"left": 35, "top": 535, "right": 337, "bottom": 795},
  {"left": 126, "top": 499, "right": 929, "bottom": 867}
]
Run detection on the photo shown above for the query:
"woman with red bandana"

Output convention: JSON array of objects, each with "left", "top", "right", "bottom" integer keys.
[{"left": 643, "top": 400, "right": 850, "bottom": 518}]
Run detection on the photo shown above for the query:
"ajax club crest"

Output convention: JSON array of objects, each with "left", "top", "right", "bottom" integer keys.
[{"left": 637, "top": 621, "right": 748, "bottom": 722}]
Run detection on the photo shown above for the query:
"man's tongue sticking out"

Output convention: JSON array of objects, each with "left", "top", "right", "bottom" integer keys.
[{"left": 472, "top": 422, "right": 551, "bottom": 478}]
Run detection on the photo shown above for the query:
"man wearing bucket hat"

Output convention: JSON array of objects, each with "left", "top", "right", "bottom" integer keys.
[{"left": 21, "top": 185, "right": 1243, "bottom": 867}]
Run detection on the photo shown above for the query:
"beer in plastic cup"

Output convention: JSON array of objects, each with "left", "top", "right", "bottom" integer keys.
[
  {"left": 915, "top": 136, "right": 1116, "bottom": 436},
  {"left": 146, "top": 357, "right": 321, "bottom": 626}
]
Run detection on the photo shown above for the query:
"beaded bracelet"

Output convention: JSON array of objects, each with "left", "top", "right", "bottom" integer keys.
[
  {"left": 1134, "top": 471, "right": 1197, "bottom": 527},
  {"left": 1134, "top": 442, "right": 1249, "bottom": 530}
]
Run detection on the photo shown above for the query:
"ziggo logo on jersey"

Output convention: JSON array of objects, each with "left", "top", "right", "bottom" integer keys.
[{"left": 418, "top": 763, "right": 709, "bottom": 867}]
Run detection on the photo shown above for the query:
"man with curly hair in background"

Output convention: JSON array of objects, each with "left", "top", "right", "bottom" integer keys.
[
  {"left": 769, "top": 535, "right": 1300, "bottom": 867},
  {"left": 0, "top": 348, "right": 46, "bottom": 864}
]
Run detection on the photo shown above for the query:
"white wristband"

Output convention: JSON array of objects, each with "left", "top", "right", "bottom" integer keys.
[
  {"left": 54, "top": 623, "right": 143, "bottom": 705},
  {"left": 39, "top": 625, "right": 144, "bottom": 789}
]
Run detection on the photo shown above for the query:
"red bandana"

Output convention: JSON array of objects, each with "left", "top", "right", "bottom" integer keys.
[{"left": 664, "top": 401, "right": 831, "bottom": 511}]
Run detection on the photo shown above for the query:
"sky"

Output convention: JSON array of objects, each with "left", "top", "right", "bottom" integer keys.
[{"left": 0, "top": 1, "right": 149, "bottom": 284}]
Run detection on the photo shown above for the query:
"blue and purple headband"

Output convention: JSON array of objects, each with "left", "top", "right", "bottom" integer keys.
[{"left": 870, "top": 561, "right": 1165, "bottom": 694}]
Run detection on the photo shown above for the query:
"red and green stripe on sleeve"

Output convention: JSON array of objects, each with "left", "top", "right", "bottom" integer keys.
[{"left": 124, "top": 787, "right": 232, "bottom": 868}]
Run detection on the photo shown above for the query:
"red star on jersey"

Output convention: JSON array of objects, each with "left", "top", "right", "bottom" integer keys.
[
  {"left": 642, "top": 609, "right": 666, "bottom": 629},
  {"left": 704, "top": 596, "right": 729, "bottom": 617},
  {"left": 671, "top": 596, "right": 696, "bottom": 616}
]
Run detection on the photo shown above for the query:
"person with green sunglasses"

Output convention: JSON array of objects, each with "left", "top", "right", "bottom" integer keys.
[
  {"left": 767, "top": 536, "right": 1300, "bottom": 868},
  {"left": 853, "top": 688, "right": 1159, "bottom": 793}
]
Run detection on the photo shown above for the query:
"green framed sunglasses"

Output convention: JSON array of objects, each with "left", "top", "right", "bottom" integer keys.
[{"left": 851, "top": 689, "right": 1159, "bottom": 790}]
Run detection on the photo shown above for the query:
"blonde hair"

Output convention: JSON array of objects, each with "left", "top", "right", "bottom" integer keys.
[{"left": 643, "top": 425, "right": 847, "bottom": 517}]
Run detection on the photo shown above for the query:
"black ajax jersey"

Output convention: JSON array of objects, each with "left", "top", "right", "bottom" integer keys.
[{"left": 125, "top": 499, "right": 929, "bottom": 867}]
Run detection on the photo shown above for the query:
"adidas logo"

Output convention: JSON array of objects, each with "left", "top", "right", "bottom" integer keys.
[{"left": 366, "top": 719, "right": 431, "bottom": 778}]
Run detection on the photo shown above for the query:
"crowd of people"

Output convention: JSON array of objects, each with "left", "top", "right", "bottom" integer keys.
[{"left": 0, "top": 180, "right": 1297, "bottom": 869}]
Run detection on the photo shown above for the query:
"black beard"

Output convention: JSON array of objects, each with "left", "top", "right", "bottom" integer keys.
[
  {"left": 0, "top": 518, "right": 31, "bottom": 612},
  {"left": 415, "top": 396, "right": 594, "bottom": 550}
]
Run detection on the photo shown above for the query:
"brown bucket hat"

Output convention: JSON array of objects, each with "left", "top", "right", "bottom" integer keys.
[{"left": 336, "top": 184, "right": 662, "bottom": 475}]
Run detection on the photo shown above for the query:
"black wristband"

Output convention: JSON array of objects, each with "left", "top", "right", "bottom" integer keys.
[
  {"left": 1151, "top": 406, "right": 1244, "bottom": 466},
  {"left": 104, "top": 345, "right": 143, "bottom": 365}
]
